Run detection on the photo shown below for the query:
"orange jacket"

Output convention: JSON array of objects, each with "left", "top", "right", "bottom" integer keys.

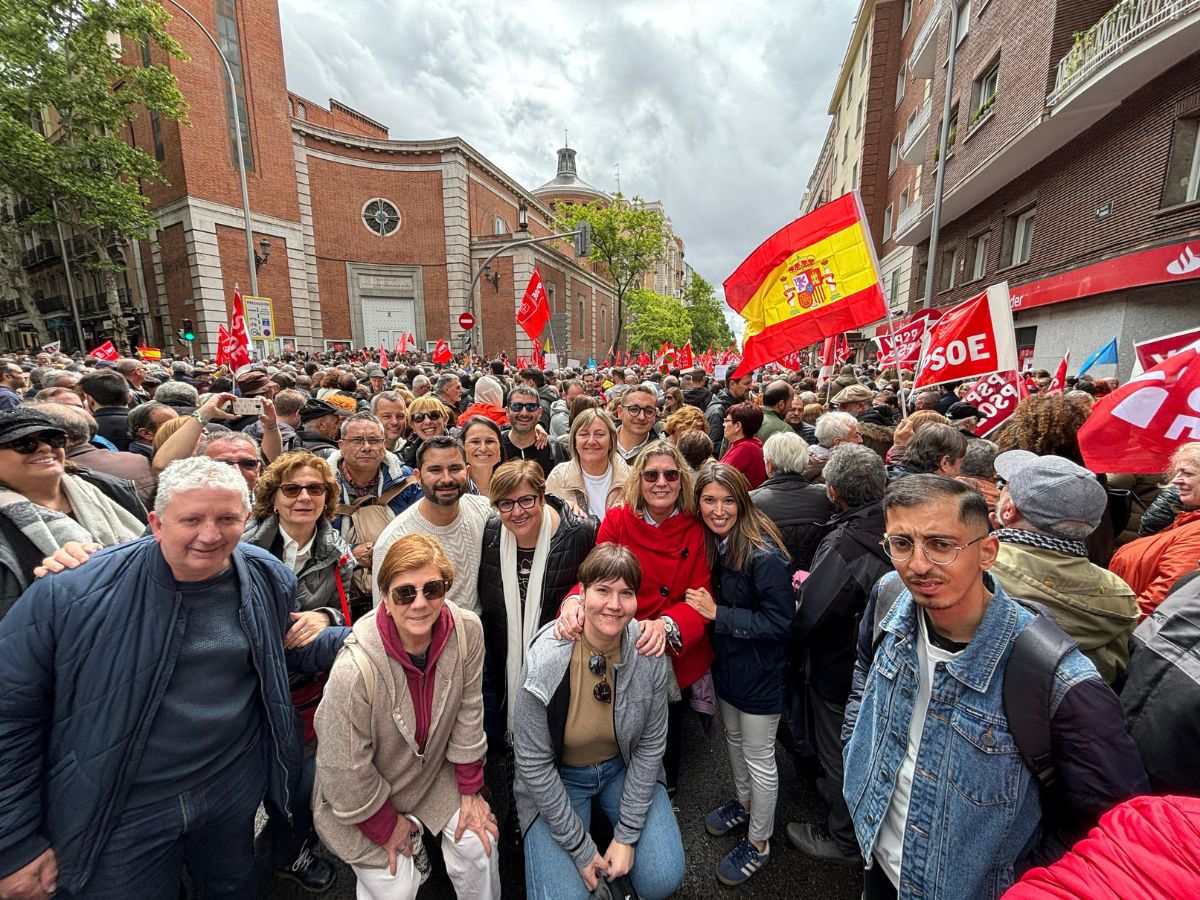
[{"left": 1109, "top": 508, "right": 1200, "bottom": 619}]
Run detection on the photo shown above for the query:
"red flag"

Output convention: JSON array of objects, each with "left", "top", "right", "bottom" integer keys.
[
  {"left": 230, "top": 289, "right": 253, "bottom": 368},
  {"left": 1078, "top": 340, "right": 1200, "bottom": 472},
  {"left": 779, "top": 350, "right": 805, "bottom": 370},
  {"left": 88, "top": 340, "right": 119, "bottom": 361},
  {"left": 432, "top": 340, "right": 453, "bottom": 364},
  {"left": 678, "top": 341, "right": 694, "bottom": 370},
  {"left": 875, "top": 309, "right": 942, "bottom": 367},
  {"left": 216, "top": 325, "right": 232, "bottom": 366},
  {"left": 379, "top": 346, "right": 390, "bottom": 369},
  {"left": 516, "top": 355, "right": 528, "bottom": 369},
  {"left": 516, "top": 267, "right": 551, "bottom": 341},
  {"left": 961, "top": 371, "right": 1023, "bottom": 436},
  {"left": 1133, "top": 326, "right": 1200, "bottom": 374},
  {"left": 912, "top": 284, "right": 1018, "bottom": 389},
  {"left": 220, "top": 323, "right": 250, "bottom": 371},
  {"left": 531, "top": 339, "right": 546, "bottom": 369},
  {"left": 396, "top": 334, "right": 405, "bottom": 355},
  {"left": 1021, "top": 372, "right": 1037, "bottom": 397},
  {"left": 637, "top": 351, "right": 651, "bottom": 367}
]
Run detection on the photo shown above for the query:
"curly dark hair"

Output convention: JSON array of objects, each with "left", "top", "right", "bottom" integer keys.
[
  {"left": 252, "top": 451, "right": 338, "bottom": 520},
  {"left": 994, "top": 394, "right": 1089, "bottom": 463}
]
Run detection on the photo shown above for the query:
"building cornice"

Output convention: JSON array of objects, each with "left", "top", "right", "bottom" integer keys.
[{"left": 827, "top": 0, "right": 880, "bottom": 115}]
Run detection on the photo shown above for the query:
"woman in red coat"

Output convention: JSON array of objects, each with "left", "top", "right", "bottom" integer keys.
[
  {"left": 555, "top": 439, "right": 713, "bottom": 792},
  {"left": 720, "top": 402, "right": 766, "bottom": 489}
]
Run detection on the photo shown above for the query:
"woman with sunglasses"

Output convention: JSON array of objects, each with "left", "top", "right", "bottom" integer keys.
[
  {"left": 686, "top": 463, "right": 794, "bottom": 886},
  {"left": 515, "top": 542, "right": 685, "bottom": 900},
  {"left": 459, "top": 416, "right": 503, "bottom": 497},
  {"left": 397, "top": 396, "right": 450, "bottom": 468},
  {"left": 554, "top": 439, "right": 713, "bottom": 794},
  {"left": 0, "top": 407, "right": 144, "bottom": 621},
  {"left": 314, "top": 533, "right": 500, "bottom": 900},
  {"left": 544, "top": 407, "right": 629, "bottom": 522},
  {"left": 242, "top": 450, "right": 350, "bottom": 891}
]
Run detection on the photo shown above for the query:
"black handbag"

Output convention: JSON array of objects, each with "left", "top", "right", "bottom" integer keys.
[{"left": 591, "top": 874, "right": 640, "bottom": 900}]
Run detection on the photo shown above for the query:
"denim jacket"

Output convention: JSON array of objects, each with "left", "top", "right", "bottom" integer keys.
[{"left": 842, "top": 573, "right": 1147, "bottom": 900}]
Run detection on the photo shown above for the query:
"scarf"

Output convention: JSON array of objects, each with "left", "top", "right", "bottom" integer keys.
[
  {"left": 501, "top": 504, "right": 554, "bottom": 739},
  {"left": 994, "top": 527, "right": 1087, "bottom": 559}
]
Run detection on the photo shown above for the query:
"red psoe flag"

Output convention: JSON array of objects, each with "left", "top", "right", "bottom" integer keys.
[
  {"left": 216, "top": 325, "right": 232, "bottom": 367},
  {"left": 961, "top": 371, "right": 1023, "bottom": 436},
  {"left": 87, "top": 340, "right": 119, "bottom": 361},
  {"left": 230, "top": 289, "right": 253, "bottom": 367},
  {"left": 516, "top": 266, "right": 551, "bottom": 341},
  {"left": 678, "top": 341, "right": 694, "bottom": 370},
  {"left": 725, "top": 193, "right": 887, "bottom": 378},
  {"left": 432, "top": 340, "right": 453, "bottom": 365},
  {"left": 379, "top": 346, "right": 390, "bottom": 369},
  {"left": 912, "top": 283, "right": 1018, "bottom": 389},
  {"left": 1078, "top": 341, "right": 1200, "bottom": 473}
]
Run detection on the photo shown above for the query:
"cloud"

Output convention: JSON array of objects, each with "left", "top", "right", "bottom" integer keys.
[{"left": 278, "top": 0, "right": 858, "bottom": 336}]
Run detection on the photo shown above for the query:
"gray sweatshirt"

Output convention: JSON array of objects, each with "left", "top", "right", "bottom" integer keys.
[{"left": 512, "top": 620, "right": 668, "bottom": 868}]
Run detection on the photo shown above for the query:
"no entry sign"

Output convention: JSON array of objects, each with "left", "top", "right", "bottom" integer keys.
[{"left": 459, "top": 312, "right": 476, "bottom": 330}]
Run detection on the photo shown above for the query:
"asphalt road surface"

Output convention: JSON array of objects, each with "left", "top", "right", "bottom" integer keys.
[{"left": 257, "top": 711, "right": 864, "bottom": 899}]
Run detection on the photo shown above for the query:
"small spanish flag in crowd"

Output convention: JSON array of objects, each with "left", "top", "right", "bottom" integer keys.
[{"left": 725, "top": 192, "right": 886, "bottom": 376}]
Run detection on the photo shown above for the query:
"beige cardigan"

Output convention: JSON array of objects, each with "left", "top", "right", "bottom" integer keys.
[
  {"left": 312, "top": 602, "right": 487, "bottom": 868},
  {"left": 545, "top": 455, "right": 630, "bottom": 515}
]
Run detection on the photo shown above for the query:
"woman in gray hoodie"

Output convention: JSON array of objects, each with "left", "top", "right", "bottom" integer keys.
[{"left": 513, "top": 543, "right": 685, "bottom": 899}]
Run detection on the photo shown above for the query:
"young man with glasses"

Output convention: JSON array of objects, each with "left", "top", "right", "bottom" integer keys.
[
  {"left": 842, "top": 475, "right": 1147, "bottom": 900},
  {"left": 501, "top": 385, "right": 566, "bottom": 477},
  {"left": 614, "top": 385, "right": 660, "bottom": 464}
]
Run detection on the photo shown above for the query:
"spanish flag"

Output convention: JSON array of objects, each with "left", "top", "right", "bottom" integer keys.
[{"left": 725, "top": 193, "right": 886, "bottom": 377}]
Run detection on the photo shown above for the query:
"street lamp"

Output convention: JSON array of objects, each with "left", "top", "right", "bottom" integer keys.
[
  {"left": 518, "top": 199, "right": 529, "bottom": 232},
  {"left": 255, "top": 237, "right": 271, "bottom": 270}
]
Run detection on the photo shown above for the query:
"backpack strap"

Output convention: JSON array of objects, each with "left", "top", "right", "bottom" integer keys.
[
  {"left": 1003, "top": 612, "right": 1076, "bottom": 792},
  {"left": 344, "top": 637, "right": 375, "bottom": 706},
  {"left": 333, "top": 476, "right": 415, "bottom": 519}
]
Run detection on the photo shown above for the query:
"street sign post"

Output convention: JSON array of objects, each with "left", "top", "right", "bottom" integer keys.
[{"left": 242, "top": 296, "right": 276, "bottom": 342}]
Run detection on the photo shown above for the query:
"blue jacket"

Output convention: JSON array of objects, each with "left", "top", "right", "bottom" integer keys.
[
  {"left": 842, "top": 573, "right": 1147, "bottom": 899},
  {"left": 329, "top": 449, "right": 421, "bottom": 538},
  {"left": 709, "top": 540, "right": 796, "bottom": 715},
  {"left": 0, "top": 537, "right": 349, "bottom": 892}
]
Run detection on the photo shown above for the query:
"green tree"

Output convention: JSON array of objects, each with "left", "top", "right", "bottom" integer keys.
[
  {"left": 555, "top": 194, "right": 667, "bottom": 355},
  {"left": 684, "top": 273, "right": 734, "bottom": 350},
  {"left": 625, "top": 287, "right": 692, "bottom": 352},
  {"left": 0, "top": 0, "right": 187, "bottom": 349}
]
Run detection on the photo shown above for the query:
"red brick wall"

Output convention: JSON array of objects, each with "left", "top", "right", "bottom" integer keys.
[
  {"left": 159, "top": 224, "right": 192, "bottom": 347},
  {"left": 859, "top": 2, "right": 904, "bottom": 248},
  {"left": 215, "top": 224, "right": 294, "bottom": 335},
  {"left": 479, "top": 256, "right": 515, "bottom": 358}
]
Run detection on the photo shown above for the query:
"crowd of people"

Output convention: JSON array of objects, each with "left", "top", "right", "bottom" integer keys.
[{"left": 0, "top": 346, "right": 1196, "bottom": 900}]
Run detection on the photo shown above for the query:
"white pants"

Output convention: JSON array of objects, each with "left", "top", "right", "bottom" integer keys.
[
  {"left": 718, "top": 699, "right": 781, "bottom": 843},
  {"left": 350, "top": 810, "right": 500, "bottom": 900}
]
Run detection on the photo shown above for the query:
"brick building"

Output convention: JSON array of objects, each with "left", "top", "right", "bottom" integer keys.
[{"left": 6, "top": 0, "right": 617, "bottom": 362}]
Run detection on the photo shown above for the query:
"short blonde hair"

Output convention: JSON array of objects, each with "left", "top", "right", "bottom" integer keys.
[
  {"left": 568, "top": 407, "right": 618, "bottom": 463},
  {"left": 408, "top": 395, "right": 450, "bottom": 420},
  {"left": 623, "top": 440, "right": 696, "bottom": 517},
  {"left": 377, "top": 533, "right": 454, "bottom": 595}
]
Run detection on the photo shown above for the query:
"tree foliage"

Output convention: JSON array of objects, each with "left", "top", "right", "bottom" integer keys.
[
  {"left": 0, "top": 0, "right": 187, "bottom": 348},
  {"left": 555, "top": 194, "right": 667, "bottom": 355},
  {"left": 684, "top": 273, "right": 734, "bottom": 349},
  {"left": 625, "top": 287, "right": 691, "bottom": 351}
]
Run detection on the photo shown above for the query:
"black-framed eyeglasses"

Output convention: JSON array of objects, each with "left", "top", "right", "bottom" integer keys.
[
  {"left": 495, "top": 493, "right": 540, "bottom": 514},
  {"left": 342, "top": 436, "right": 385, "bottom": 448},
  {"left": 411, "top": 410, "right": 443, "bottom": 424},
  {"left": 880, "top": 534, "right": 988, "bottom": 566},
  {"left": 622, "top": 404, "right": 657, "bottom": 419},
  {"left": 589, "top": 652, "right": 612, "bottom": 704},
  {"left": 641, "top": 468, "right": 681, "bottom": 484},
  {"left": 390, "top": 579, "right": 448, "bottom": 605},
  {"left": 0, "top": 432, "right": 66, "bottom": 454},
  {"left": 278, "top": 482, "right": 331, "bottom": 499},
  {"left": 509, "top": 402, "right": 540, "bottom": 413},
  {"left": 220, "top": 457, "right": 261, "bottom": 472}
]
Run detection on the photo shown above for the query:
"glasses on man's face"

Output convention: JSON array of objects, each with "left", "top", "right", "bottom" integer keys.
[
  {"left": 589, "top": 652, "right": 613, "bottom": 704},
  {"left": 641, "top": 468, "right": 681, "bottom": 484},
  {"left": 495, "top": 493, "right": 540, "bottom": 514},
  {"left": 880, "top": 534, "right": 987, "bottom": 566},
  {"left": 509, "top": 402, "right": 540, "bottom": 413},
  {"left": 411, "top": 411, "right": 443, "bottom": 424},
  {"left": 278, "top": 482, "right": 331, "bottom": 499},
  {"left": 343, "top": 437, "right": 385, "bottom": 448},
  {"left": 390, "top": 578, "right": 448, "bottom": 606},
  {"left": 622, "top": 404, "right": 657, "bottom": 419},
  {"left": 220, "top": 457, "right": 261, "bottom": 472},
  {"left": 0, "top": 432, "right": 66, "bottom": 454}
]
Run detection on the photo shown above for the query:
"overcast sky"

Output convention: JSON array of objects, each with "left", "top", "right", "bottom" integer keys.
[{"left": 277, "top": 0, "right": 859, "bottom": 333}]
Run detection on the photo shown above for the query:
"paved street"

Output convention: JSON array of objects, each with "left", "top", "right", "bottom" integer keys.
[{"left": 257, "top": 711, "right": 863, "bottom": 899}]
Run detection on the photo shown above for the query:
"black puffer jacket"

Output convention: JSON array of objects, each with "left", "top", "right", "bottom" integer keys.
[
  {"left": 478, "top": 494, "right": 598, "bottom": 740},
  {"left": 749, "top": 472, "right": 834, "bottom": 572},
  {"left": 683, "top": 386, "right": 712, "bottom": 412},
  {"left": 705, "top": 389, "right": 740, "bottom": 449}
]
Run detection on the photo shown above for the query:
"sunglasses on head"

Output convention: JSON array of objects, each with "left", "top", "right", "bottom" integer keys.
[
  {"left": 411, "top": 410, "right": 443, "bottom": 424},
  {"left": 278, "top": 482, "right": 330, "bottom": 498},
  {"left": 641, "top": 468, "right": 681, "bottom": 483},
  {"left": 0, "top": 431, "right": 66, "bottom": 454},
  {"left": 509, "top": 402, "right": 540, "bottom": 413},
  {"left": 221, "top": 457, "right": 261, "bottom": 471},
  {"left": 390, "top": 579, "right": 448, "bottom": 605}
]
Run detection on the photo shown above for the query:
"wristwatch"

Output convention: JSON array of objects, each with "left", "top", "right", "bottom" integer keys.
[{"left": 660, "top": 615, "right": 682, "bottom": 655}]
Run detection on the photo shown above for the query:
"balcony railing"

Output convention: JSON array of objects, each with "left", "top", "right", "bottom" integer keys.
[
  {"left": 21, "top": 241, "right": 59, "bottom": 270},
  {"left": 908, "top": 0, "right": 945, "bottom": 79},
  {"left": 35, "top": 295, "right": 67, "bottom": 315},
  {"left": 0, "top": 299, "right": 22, "bottom": 317},
  {"left": 895, "top": 197, "right": 924, "bottom": 237},
  {"left": 900, "top": 98, "right": 933, "bottom": 164},
  {"left": 1049, "top": 0, "right": 1200, "bottom": 105}
]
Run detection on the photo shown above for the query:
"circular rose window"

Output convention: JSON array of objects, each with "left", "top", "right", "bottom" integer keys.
[{"left": 362, "top": 198, "right": 401, "bottom": 236}]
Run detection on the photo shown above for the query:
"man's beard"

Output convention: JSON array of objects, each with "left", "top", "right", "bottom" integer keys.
[{"left": 423, "top": 482, "right": 465, "bottom": 506}]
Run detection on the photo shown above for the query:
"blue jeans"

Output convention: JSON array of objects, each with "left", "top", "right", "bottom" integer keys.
[
  {"left": 63, "top": 741, "right": 266, "bottom": 899},
  {"left": 524, "top": 756, "right": 684, "bottom": 900}
]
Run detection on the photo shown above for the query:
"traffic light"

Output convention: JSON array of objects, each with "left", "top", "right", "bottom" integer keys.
[
  {"left": 182, "top": 318, "right": 195, "bottom": 341},
  {"left": 574, "top": 221, "right": 592, "bottom": 258}
]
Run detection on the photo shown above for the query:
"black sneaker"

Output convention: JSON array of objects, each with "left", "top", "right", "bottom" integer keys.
[
  {"left": 276, "top": 838, "right": 337, "bottom": 893},
  {"left": 785, "top": 822, "right": 862, "bottom": 868}
]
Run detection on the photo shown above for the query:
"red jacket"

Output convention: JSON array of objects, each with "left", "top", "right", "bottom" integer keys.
[
  {"left": 456, "top": 402, "right": 509, "bottom": 428},
  {"left": 721, "top": 437, "right": 766, "bottom": 489},
  {"left": 1004, "top": 795, "right": 1200, "bottom": 899},
  {"left": 586, "top": 504, "right": 714, "bottom": 689},
  {"left": 1109, "top": 509, "right": 1200, "bottom": 619}
]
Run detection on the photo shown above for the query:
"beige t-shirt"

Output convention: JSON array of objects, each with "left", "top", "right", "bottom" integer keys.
[{"left": 562, "top": 640, "right": 622, "bottom": 767}]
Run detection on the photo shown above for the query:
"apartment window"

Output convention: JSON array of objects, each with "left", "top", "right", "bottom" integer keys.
[
  {"left": 851, "top": 163, "right": 858, "bottom": 187},
  {"left": 955, "top": 0, "right": 972, "bottom": 44},
  {"left": 896, "top": 70, "right": 906, "bottom": 107},
  {"left": 972, "top": 57, "right": 999, "bottom": 125},
  {"left": 600, "top": 305, "right": 607, "bottom": 343},
  {"left": 856, "top": 98, "right": 863, "bottom": 135},
  {"left": 842, "top": 131, "right": 849, "bottom": 162},
  {"left": 214, "top": 0, "right": 253, "bottom": 170},
  {"left": 849, "top": 71, "right": 854, "bottom": 98},
  {"left": 492, "top": 216, "right": 507, "bottom": 235},
  {"left": 889, "top": 269, "right": 901, "bottom": 305},
  {"left": 578, "top": 296, "right": 585, "bottom": 339},
  {"left": 883, "top": 204, "right": 893, "bottom": 241},
  {"left": 1162, "top": 115, "right": 1200, "bottom": 207},
  {"left": 970, "top": 232, "right": 990, "bottom": 280},
  {"left": 900, "top": 188, "right": 910, "bottom": 213},
  {"left": 889, "top": 137, "right": 899, "bottom": 175},
  {"left": 149, "top": 110, "right": 165, "bottom": 162},
  {"left": 860, "top": 36, "right": 869, "bottom": 72},
  {"left": 940, "top": 246, "right": 960, "bottom": 291},
  {"left": 1002, "top": 206, "right": 1036, "bottom": 266},
  {"left": 546, "top": 283, "right": 556, "bottom": 313},
  {"left": 902, "top": 0, "right": 913, "bottom": 33}
]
